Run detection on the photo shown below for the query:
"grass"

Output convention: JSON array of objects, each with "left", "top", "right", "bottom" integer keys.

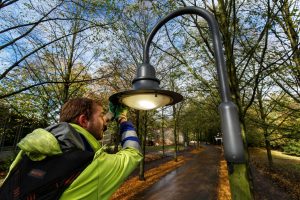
[
  {"left": 250, "top": 147, "right": 300, "bottom": 199},
  {"left": 250, "top": 147, "right": 300, "bottom": 173},
  {"left": 271, "top": 150, "right": 300, "bottom": 171}
]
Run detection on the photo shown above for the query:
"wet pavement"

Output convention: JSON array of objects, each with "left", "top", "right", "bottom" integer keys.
[{"left": 133, "top": 145, "right": 222, "bottom": 200}]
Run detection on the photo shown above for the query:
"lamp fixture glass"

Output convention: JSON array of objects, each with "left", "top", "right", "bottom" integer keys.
[
  {"left": 121, "top": 93, "right": 172, "bottom": 110},
  {"left": 109, "top": 89, "right": 183, "bottom": 111}
]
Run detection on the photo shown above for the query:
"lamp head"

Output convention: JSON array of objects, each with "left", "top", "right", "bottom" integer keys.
[{"left": 109, "top": 63, "right": 183, "bottom": 110}]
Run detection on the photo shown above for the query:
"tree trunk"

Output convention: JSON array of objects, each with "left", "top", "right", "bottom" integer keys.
[
  {"left": 197, "top": 131, "right": 200, "bottom": 148},
  {"left": 139, "top": 156, "right": 145, "bottom": 181},
  {"left": 0, "top": 115, "right": 10, "bottom": 151},
  {"left": 139, "top": 111, "right": 147, "bottom": 181},
  {"left": 264, "top": 134, "right": 273, "bottom": 167},
  {"left": 224, "top": 120, "right": 254, "bottom": 200},
  {"left": 257, "top": 87, "right": 274, "bottom": 168},
  {"left": 62, "top": 20, "right": 79, "bottom": 103},
  {"left": 184, "top": 129, "right": 189, "bottom": 149},
  {"left": 227, "top": 163, "right": 253, "bottom": 200},
  {"left": 113, "top": 126, "right": 120, "bottom": 153},
  {"left": 173, "top": 123, "right": 178, "bottom": 162},
  {"left": 161, "top": 109, "right": 165, "bottom": 156},
  {"left": 200, "top": 131, "right": 202, "bottom": 144},
  {"left": 14, "top": 123, "right": 23, "bottom": 150},
  {"left": 172, "top": 105, "right": 178, "bottom": 162}
]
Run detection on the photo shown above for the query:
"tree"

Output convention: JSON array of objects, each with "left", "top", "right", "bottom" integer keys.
[
  {"left": 270, "top": 0, "right": 300, "bottom": 103},
  {"left": 1, "top": 0, "right": 121, "bottom": 122},
  {"left": 138, "top": 110, "right": 147, "bottom": 181},
  {"left": 0, "top": 0, "right": 116, "bottom": 98}
]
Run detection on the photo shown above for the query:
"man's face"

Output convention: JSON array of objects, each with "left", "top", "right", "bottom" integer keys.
[{"left": 86, "top": 105, "right": 107, "bottom": 140}]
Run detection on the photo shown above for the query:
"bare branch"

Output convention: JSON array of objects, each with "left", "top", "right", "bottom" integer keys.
[
  {"left": 0, "top": 0, "right": 19, "bottom": 9},
  {"left": 0, "top": 75, "right": 111, "bottom": 99},
  {"left": 0, "top": 24, "right": 106, "bottom": 80},
  {"left": 0, "top": 0, "right": 65, "bottom": 51}
]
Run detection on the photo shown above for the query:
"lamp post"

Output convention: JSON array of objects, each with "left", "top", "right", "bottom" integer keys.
[{"left": 109, "top": 7, "right": 252, "bottom": 199}]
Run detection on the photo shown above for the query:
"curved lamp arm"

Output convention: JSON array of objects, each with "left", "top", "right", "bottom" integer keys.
[
  {"left": 144, "top": 6, "right": 230, "bottom": 102},
  {"left": 143, "top": 6, "right": 245, "bottom": 163}
]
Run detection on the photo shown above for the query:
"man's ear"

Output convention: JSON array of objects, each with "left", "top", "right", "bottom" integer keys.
[{"left": 77, "top": 115, "right": 88, "bottom": 128}]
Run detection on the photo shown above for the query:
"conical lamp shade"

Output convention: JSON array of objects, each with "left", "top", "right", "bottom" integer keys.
[{"left": 109, "top": 89, "right": 183, "bottom": 110}]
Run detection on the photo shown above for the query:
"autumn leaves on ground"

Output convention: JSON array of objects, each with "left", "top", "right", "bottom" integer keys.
[
  {"left": 250, "top": 148, "right": 300, "bottom": 199},
  {"left": 1, "top": 145, "right": 299, "bottom": 199},
  {"left": 110, "top": 146, "right": 300, "bottom": 200},
  {"left": 110, "top": 154, "right": 187, "bottom": 200},
  {"left": 110, "top": 147, "right": 231, "bottom": 200}
]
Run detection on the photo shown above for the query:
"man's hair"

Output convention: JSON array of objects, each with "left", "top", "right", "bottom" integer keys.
[{"left": 59, "top": 97, "right": 102, "bottom": 124}]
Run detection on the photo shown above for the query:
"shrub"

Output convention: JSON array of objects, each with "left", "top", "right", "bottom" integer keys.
[
  {"left": 0, "top": 157, "right": 14, "bottom": 172},
  {"left": 283, "top": 140, "right": 300, "bottom": 157}
]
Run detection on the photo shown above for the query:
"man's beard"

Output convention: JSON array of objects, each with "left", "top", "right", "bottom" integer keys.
[{"left": 103, "top": 125, "right": 107, "bottom": 132}]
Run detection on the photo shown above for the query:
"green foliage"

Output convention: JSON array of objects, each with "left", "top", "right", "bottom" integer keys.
[
  {"left": 0, "top": 156, "right": 15, "bottom": 172},
  {"left": 245, "top": 122, "right": 265, "bottom": 147},
  {"left": 246, "top": 92, "right": 300, "bottom": 150},
  {"left": 179, "top": 94, "right": 221, "bottom": 144},
  {"left": 0, "top": 108, "right": 46, "bottom": 147},
  {"left": 283, "top": 140, "right": 300, "bottom": 157}
]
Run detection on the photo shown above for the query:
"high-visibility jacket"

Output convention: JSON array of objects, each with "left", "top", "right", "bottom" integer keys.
[{"left": 4, "top": 121, "right": 142, "bottom": 200}]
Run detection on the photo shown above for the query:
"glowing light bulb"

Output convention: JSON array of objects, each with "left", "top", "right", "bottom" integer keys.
[
  {"left": 122, "top": 94, "right": 172, "bottom": 110},
  {"left": 138, "top": 100, "right": 156, "bottom": 109}
]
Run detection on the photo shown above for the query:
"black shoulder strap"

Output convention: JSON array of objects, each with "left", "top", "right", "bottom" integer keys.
[{"left": 0, "top": 149, "right": 94, "bottom": 200}]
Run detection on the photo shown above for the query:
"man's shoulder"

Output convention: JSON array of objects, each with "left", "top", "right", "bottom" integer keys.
[{"left": 46, "top": 122, "right": 87, "bottom": 151}]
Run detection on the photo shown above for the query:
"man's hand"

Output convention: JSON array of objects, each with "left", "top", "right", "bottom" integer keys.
[
  {"left": 114, "top": 104, "right": 128, "bottom": 123},
  {"left": 105, "top": 102, "right": 116, "bottom": 121},
  {"left": 106, "top": 102, "right": 128, "bottom": 123}
]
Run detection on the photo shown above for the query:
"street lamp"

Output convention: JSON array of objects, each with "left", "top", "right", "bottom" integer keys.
[
  {"left": 109, "top": 62, "right": 183, "bottom": 110},
  {"left": 109, "top": 6, "right": 245, "bottom": 163}
]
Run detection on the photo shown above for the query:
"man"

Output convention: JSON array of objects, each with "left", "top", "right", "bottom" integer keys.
[{"left": 0, "top": 97, "right": 142, "bottom": 200}]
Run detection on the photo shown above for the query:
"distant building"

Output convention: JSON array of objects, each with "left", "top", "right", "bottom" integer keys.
[{"left": 150, "top": 128, "right": 184, "bottom": 145}]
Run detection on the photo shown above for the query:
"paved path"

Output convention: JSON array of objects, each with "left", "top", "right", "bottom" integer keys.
[{"left": 134, "top": 145, "right": 222, "bottom": 200}]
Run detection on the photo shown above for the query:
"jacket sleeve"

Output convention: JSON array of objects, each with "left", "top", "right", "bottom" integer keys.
[
  {"left": 96, "top": 121, "right": 143, "bottom": 198},
  {"left": 60, "top": 121, "right": 143, "bottom": 200},
  {"left": 119, "top": 121, "right": 142, "bottom": 152}
]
